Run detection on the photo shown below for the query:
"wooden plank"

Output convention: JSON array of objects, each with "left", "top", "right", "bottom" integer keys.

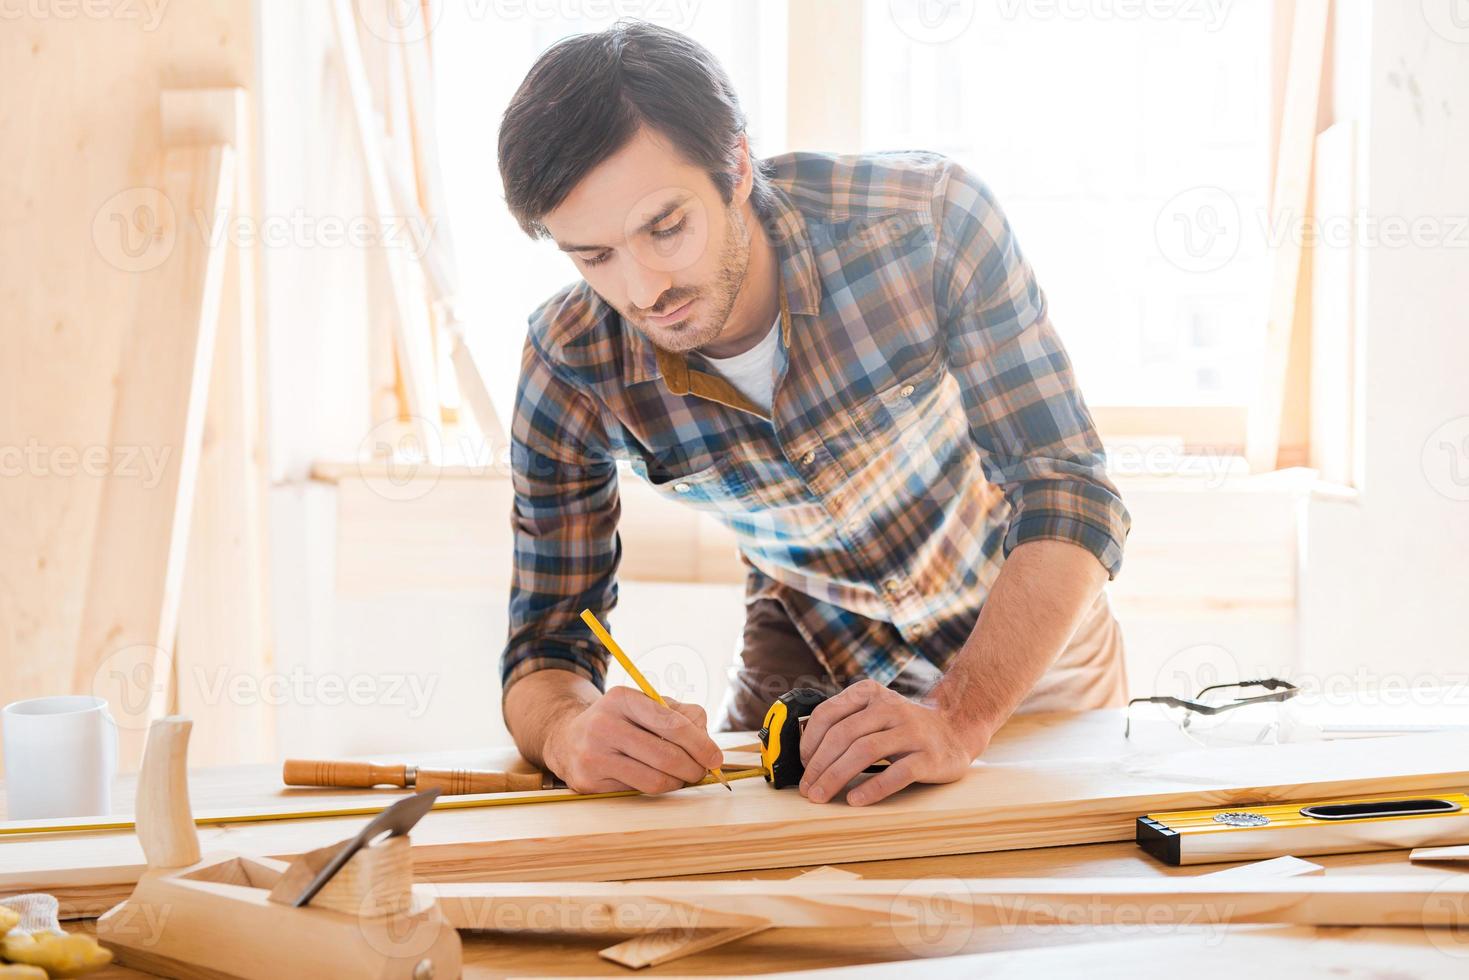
[
  {"left": 0, "top": 3, "right": 253, "bottom": 776},
  {"left": 163, "top": 88, "right": 274, "bottom": 768},
  {"left": 328, "top": 0, "right": 439, "bottom": 448},
  {"left": 7, "top": 730, "right": 1469, "bottom": 917},
  {"left": 71, "top": 143, "right": 236, "bottom": 769},
  {"left": 1246, "top": 0, "right": 1330, "bottom": 471},
  {"left": 723, "top": 926, "right": 1469, "bottom": 979},
  {"left": 435, "top": 874, "right": 1469, "bottom": 931}
]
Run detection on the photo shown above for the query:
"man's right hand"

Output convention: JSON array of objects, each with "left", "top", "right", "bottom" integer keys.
[{"left": 541, "top": 686, "right": 725, "bottom": 795}]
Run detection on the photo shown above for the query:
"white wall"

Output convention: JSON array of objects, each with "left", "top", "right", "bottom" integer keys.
[{"left": 1298, "top": 1, "right": 1469, "bottom": 689}]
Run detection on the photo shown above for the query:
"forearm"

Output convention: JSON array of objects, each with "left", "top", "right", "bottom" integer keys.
[
  {"left": 502, "top": 669, "right": 601, "bottom": 770},
  {"left": 931, "top": 538, "right": 1108, "bottom": 754}
]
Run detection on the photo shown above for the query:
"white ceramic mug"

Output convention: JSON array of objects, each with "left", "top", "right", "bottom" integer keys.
[{"left": 2, "top": 695, "right": 118, "bottom": 820}]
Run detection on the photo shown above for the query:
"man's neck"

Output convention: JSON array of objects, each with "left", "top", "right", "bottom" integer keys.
[{"left": 698, "top": 204, "right": 779, "bottom": 359}]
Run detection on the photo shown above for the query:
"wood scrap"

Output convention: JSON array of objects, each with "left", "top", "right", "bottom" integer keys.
[
  {"left": 597, "top": 867, "right": 861, "bottom": 970},
  {"left": 1200, "top": 855, "right": 1325, "bottom": 879},
  {"left": 1410, "top": 843, "right": 1469, "bottom": 862}
]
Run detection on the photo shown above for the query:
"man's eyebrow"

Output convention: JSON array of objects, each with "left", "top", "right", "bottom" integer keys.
[{"left": 554, "top": 196, "right": 690, "bottom": 253}]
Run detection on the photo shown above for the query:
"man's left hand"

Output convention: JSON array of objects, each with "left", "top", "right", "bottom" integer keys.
[{"left": 797, "top": 679, "right": 983, "bottom": 806}]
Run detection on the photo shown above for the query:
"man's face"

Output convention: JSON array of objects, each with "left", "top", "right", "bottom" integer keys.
[{"left": 541, "top": 126, "right": 752, "bottom": 353}]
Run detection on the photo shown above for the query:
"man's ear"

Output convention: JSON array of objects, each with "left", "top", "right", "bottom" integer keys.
[{"left": 731, "top": 132, "right": 754, "bottom": 205}]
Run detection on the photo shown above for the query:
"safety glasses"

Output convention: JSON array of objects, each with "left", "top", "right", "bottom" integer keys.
[{"left": 1125, "top": 678, "right": 1302, "bottom": 744}]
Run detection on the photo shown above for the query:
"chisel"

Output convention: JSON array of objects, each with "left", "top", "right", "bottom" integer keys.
[{"left": 283, "top": 758, "right": 554, "bottom": 795}]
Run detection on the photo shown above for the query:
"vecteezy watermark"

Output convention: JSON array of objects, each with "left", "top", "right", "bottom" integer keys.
[
  {"left": 1154, "top": 186, "right": 1243, "bottom": 274},
  {"left": 354, "top": 0, "right": 442, "bottom": 43},
  {"left": 1422, "top": 415, "right": 1469, "bottom": 501},
  {"left": 436, "top": 885, "right": 714, "bottom": 934},
  {"left": 995, "top": 0, "right": 1232, "bottom": 31},
  {"left": 1424, "top": 876, "right": 1469, "bottom": 959},
  {"left": 0, "top": 0, "right": 170, "bottom": 30},
  {"left": 92, "top": 186, "right": 176, "bottom": 273},
  {"left": 188, "top": 666, "right": 440, "bottom": 719},
  {"left": 1157, "top": 186, "right": 1469, "bottom": 274},
  {"left": 1105, "top": 440, "right": 1241, "bottom": 488},
  {"left": 91, "top": 185, "right": 438, "bottom": 274},
  {"left": 889, "top": 877, "right": 1234, "bottom": 956},
  {"left": 358, "top": 0, "right": 700, "bottom": 42},
  {"left": 888, "top": 0, "right": 976, "bottom": 44},
  {"left": 92, "top": 644, "right": 440, "bottom": 730},
  {"left": 0, "top": 440, "right": 171, "bottom": 487},
  {"left": 355, "top": 416, "right": 515, "bottom": 503},
  {"left": 198, "top": 209, "right": 438, "bottom": 258},
  {"left": 1422, "top": 0, "right": 1469, "bottom": 45},
  {"left": 610, "top": 643, "right": 713, "bottom": 712}
]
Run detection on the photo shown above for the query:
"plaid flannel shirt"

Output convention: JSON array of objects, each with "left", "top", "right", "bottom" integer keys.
[{"left": 502, "top": 151, "right": 1129, "bottom": 700}]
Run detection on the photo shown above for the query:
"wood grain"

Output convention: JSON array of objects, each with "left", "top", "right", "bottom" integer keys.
[
  {"left": 434, "top": 874, "right": 1469, "bottom": 930},
  {"left": 8, "top": 729, "right": 1469, "bottom": 918},
  {"left": 0, "top": 0, "right": 253, "bottom": 780},
  {"left": 167, "top": 87, "right": 273, "bottom": 770},
  {"left": 72, "top": 142, "right": 235, "bottom": 769}
]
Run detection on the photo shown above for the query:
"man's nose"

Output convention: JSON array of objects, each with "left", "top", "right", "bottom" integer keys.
[{"left": 624, "top": 260, "right": 673, "bottom": 312}]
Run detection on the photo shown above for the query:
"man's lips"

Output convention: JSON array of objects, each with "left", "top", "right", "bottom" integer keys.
[{"left": 643, "top": 297, "right": 696, "bottom": 325}]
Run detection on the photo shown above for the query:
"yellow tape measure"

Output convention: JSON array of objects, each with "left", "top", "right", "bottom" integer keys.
[{"left": 0, "top": 768, "right": 765, "bottom": 839}]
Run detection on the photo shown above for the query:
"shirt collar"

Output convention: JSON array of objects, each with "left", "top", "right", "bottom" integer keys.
[{"left": 621, "top": 182, "right": 820, "bottom": 388}]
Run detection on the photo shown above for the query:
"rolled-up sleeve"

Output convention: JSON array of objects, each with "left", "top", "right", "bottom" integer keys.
[
  {"left": 931, "top": 161, "right": 1130, "bottom": 578},
  {"left": 500, "top": 337, "right": 621, "bottom": 702}
]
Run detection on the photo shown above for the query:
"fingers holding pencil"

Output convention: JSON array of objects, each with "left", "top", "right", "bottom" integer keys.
[{"left": 580, "top": 609, "right": 733, "bottom": 791}]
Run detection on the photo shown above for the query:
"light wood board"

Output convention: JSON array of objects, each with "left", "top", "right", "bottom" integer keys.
[
  {"left": 0, "top": 0, "right": 253, "bottom": 778},
  {"left": 164, "top": 87, "right": 275, "bottom": 769},
  {"left": 72, "top": 142, "right": 236, "bottom": 769},
  {"left": 1246, "top": 0, "right": 1330, "bottom": 470},
  {"left": 6, "top": 730, "right": 1469, "bottom": 918},
  {"left": 729, "top": 925, "right": 1469, "bottom": 979},
  {"left": 434, "top": 874, "right": 1469, "bottom": 931}
]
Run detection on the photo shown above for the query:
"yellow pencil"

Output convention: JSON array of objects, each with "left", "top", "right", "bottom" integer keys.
[{"left": 580, "top": 608, "right": 732, "bottom": 791}]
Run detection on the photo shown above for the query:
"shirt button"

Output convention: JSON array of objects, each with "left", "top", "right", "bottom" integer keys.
[
  {"left": 674, "top": 482, "right": 691, "bottom": 493},
  {"left": 899, "top": 384, "right": 915, "bottom": 398},
  {"left": 884, "top": 578, "right": 902, "bottom": 595},
  {"left": 910, "top": 623, "right": 927, "bottom": 640},
  {"left": 800, "top": 450, "right": 816, "bottom": 466}
]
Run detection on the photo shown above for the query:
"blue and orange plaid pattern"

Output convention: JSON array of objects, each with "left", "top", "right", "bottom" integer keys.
[{"left": 503, "top": 151, "right": 1129, "bottom": 699}]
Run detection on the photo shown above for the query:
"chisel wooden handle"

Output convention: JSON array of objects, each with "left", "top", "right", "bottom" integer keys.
[
  {"left": 415, "top": 769, "right": 548, "bottom": 795},
  {"left": 283, "top": 759, "right": 409, "bottom": 789},
  {"left": 283, "top": 759, "right": 550, "bottom": 794}
]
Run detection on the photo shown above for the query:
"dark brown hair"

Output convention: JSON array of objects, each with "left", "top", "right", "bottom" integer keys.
[{"left": 497, "top": 20, "right": 774, "bottom": 239}]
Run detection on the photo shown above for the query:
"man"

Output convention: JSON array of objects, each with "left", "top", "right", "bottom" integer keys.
[{"left": 497, "top": 22, "right": 1130, "bottom": 806}]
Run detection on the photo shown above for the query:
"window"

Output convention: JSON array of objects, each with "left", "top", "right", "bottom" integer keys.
[{"left": 863, "top": 1, "right": 1274, "bottom": 413}]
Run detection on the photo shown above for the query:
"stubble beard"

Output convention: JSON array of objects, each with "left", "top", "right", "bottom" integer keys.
[{"left": 643, "top": 203, "right": 751, "bottom": 355}]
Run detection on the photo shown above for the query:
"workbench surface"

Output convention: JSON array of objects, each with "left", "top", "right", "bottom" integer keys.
[{"left": 6, "top": 710, "right": 1462, "bottom": 978}]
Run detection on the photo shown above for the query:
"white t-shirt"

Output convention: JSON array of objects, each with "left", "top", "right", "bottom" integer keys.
[{"left": 695, "top": 316, "right": 782, "bottom": 414}]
